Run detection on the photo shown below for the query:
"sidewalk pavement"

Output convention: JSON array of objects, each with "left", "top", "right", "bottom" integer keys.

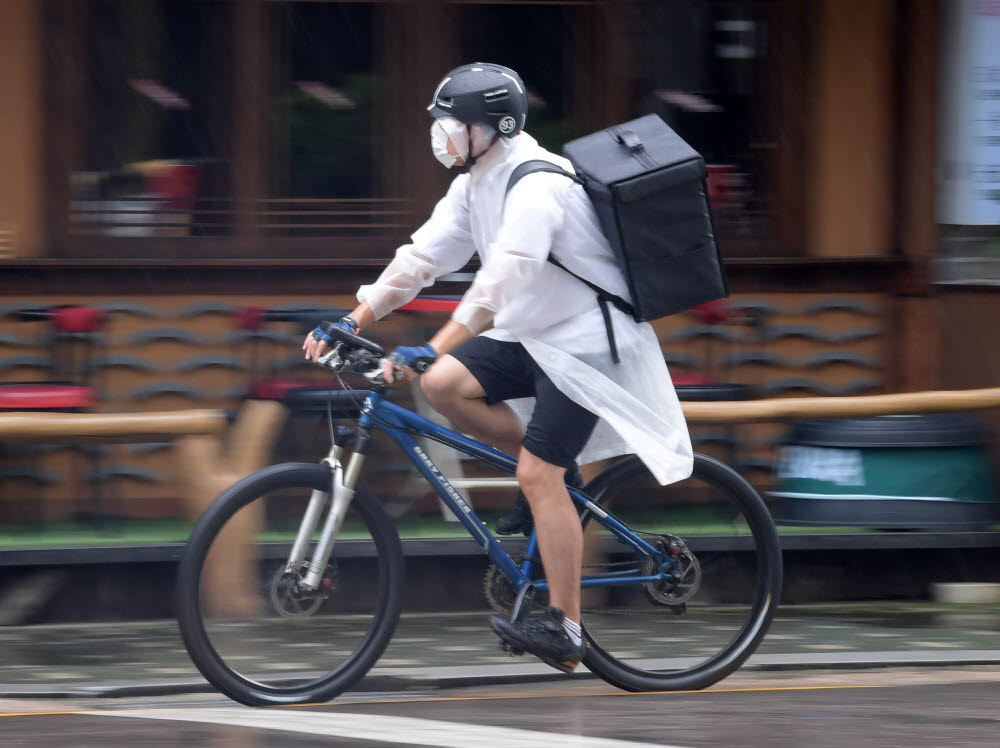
[{"left": 1, "top": 603, "right": 998, "bottom": 699}]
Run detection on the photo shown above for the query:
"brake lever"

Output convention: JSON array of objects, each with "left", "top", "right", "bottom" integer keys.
[
  {"left": 316, "top": 345, "right": 344, "bottom": 372},
  {"left": 360, "top": 357, "right": 406, "bottom": 383}
]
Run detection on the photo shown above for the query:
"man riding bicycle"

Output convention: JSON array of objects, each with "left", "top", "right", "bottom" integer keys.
[{"left": 304, "top": 62, "right": 692, "bottom": 674}]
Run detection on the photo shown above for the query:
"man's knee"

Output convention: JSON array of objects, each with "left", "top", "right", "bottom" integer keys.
[
  {"left": 419, "top": 364, "right": 449, "bottom": 407},
  {"left": 516, "top": 449, "right": 565, "bottom": 500},
  {"left": 420, "top": 355, "right": 481, "bottom": 411}
]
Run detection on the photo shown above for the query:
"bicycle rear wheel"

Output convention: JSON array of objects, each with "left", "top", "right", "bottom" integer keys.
[
  {"left": 579, "top": 454, "right": 782, "bottom": 691},
  {"left": 176, "top": 462, "right": 404, "bottom": 706}
]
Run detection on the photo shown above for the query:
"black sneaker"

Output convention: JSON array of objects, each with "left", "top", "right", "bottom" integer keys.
[
  {"left": 495, "top": 492, "right": 532, "bottom": 536},
  {"left": 490, "top": 606, "right": 587, "bottom": 674},
  {"left": 495, "top": 466, "right": 585, "bottom": 536}
]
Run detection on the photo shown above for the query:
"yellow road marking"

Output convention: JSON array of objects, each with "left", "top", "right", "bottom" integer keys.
[
  {"left": 288, "top": 683, "right": 885, "bottom": 708},
  {"left": 0, "top": 710, "right": 83, "bottom": 718},
  {"left": 0, "top": 683, "right": 886, "bottom": 718}
]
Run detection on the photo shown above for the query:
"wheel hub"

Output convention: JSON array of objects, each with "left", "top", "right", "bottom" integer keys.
[{"left": 269, "top": 562, "right": 338, "bottom": 618}]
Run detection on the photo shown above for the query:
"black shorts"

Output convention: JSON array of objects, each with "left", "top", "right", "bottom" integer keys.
[{"left": 448, "top": 336, "right": 598, "bottom": 469}]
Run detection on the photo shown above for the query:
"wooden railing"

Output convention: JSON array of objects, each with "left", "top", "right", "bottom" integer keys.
[{"left": 681, "top": 388, "right": 1000, "bottom": 424}]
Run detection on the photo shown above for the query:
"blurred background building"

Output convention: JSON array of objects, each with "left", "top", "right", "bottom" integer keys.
[{"left": 0, "top": 0, "right": 997, "bottom": 533}]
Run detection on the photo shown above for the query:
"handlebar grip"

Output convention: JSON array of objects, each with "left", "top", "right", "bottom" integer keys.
[
  {"left": 348, "top": 350, "right": 382, "bottom": 373},
  {"left": 318, "top": 321, "right": 386, "bottom": 356}
]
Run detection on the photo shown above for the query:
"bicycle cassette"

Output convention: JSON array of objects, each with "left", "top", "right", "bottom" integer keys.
[{"left": 641, "top": 539, "right": 701, "bottom": 607}]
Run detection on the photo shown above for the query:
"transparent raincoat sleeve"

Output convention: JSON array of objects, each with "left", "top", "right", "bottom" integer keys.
[
  {"left": 357, "top": 174, "right": 476, "bottom": 320},
  {"left": 452, "top": 174, "right": 568, "bottom": 334}
]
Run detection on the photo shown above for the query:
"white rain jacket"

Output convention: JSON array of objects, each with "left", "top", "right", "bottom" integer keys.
[{"left": 358, "top": 132, "right": 693, "bottom": 485}]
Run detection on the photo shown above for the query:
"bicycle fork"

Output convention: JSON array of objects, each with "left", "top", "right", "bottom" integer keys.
[{"left": 283, "top": 442, "right": 366, "bottom": 592}]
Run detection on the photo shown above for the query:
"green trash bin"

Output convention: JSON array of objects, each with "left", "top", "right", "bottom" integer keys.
[{"left": 771, "top": 413, "right": 999, "bottom": 530}]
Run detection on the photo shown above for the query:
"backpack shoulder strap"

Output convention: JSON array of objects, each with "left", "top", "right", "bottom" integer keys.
[
  {"left": 505, "top": 159, "right": 582, "bottom": 196},
  {"left": 502, "top": 159, "right": 638, "bottom": 363}
]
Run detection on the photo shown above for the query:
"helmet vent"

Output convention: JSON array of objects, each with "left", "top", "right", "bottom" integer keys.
[
  {"left": 483, "top": 89, "right": 509, "bottom": 102},
  {"left": 435, "top": 97, "right": 454, "bottom": 109}
]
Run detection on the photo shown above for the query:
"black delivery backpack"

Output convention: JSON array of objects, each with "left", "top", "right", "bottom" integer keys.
[{"left": 507, "top": 113, "right": 729, "bottom": 333}]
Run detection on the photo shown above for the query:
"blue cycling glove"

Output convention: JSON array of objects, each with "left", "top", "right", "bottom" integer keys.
[
  {"left": 388, "top": 343, "right": 438, "bottom": 373},
  {"left": 311, "top": 317, "right": 358, "bottom": 347}
]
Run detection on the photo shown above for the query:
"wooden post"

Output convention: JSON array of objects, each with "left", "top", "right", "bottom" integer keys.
[
  {"left": 805, "top": 0, "right": 894, "bottom": 257},
  {"left": 770, "top": 0, "right": 809, "bottom": 254},
  {"left": 176, "top": 435, "right": 264, "bottom": 618},
  {"left": 379, "top": 1, "right": 456, "bottom": 222},
  {"left": 233, "top": 0, "right": 265, "bottom": 253},
  {"left": 41, "top": 0, "right": 85, "bottom": 257},
  {"left": 890, "top": 0, "right": 942, "bottom": 393},
  {"left": 0, "top": 0, "right": 45, "bottom": 257},
  {"left": 176, "top": 400, "right": 288, "bottom": 617}
]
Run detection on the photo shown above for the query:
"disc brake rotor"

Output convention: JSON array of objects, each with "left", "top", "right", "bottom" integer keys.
[
  {"left": 641, "top": 540, "right": 701, "bottom": 606},
  {"left": 269, "top": 562, "right": 338, "bottom": 618}
]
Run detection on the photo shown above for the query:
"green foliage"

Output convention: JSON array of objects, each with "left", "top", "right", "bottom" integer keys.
[{"left": 274, "top": 74, "right": 377, "bottom": 198}]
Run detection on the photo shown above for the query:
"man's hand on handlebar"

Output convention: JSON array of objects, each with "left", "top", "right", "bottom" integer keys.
[
  {"left": 382, "top": 343, "right": 437, "bottom": 383},
  {"left": 303, "top": 318, "right": 356, "bottom": 362},
  {"left": 301, "top": 313, "right": 441, "bottom": 384}
]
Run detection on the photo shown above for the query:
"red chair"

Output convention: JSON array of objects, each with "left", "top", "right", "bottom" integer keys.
[
  {"left": 235, "top": 305, "right": 348, "bottom": 402},
  {"left": 235, "top": 299, "right": 463, "bottom": 411},
  {"left": 0, "top": 305, "right": 104, "bottom": 410},
  {"left": 145, "top": 162, "right": 202, "bottom": 236},
  {"left": 232, "top": 306, "right": 363, "bottom": 462},
  {"left": 0, "top": 306, "right": 106, "bottom": 523}
]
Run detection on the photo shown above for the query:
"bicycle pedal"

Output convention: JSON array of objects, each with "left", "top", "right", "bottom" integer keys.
[{"left": 498, "top": 638, "right": 525, "bottom": 656}]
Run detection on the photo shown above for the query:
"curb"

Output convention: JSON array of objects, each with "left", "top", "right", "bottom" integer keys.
[{"left": 3, "top": 650, "right": 1000, "bottom": 700}]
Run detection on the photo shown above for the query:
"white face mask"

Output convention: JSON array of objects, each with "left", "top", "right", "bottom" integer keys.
[{"left": 430, "top": 117, "right": 469, "bottom": 168}]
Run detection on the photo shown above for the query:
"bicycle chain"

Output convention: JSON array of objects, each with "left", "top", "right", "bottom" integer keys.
[
  {"left": 484, "top": 530, "right": 690, "bottom": 617},
  {"left": 483, "top": 553, "right": 547, "bottom": 616}
]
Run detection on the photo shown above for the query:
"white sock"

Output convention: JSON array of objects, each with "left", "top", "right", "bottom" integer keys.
[{"left": 562, "top": 617, "right": 582, "bottom": 647}]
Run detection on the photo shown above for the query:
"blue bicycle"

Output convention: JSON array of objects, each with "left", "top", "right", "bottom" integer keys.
[{"left": 176, "top": 323, "right": 783, "bottom": 706}]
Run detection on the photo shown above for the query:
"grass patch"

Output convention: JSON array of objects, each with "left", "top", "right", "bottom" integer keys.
[
  {"left": 0, "top": 510, "right": 968, "bottom": 549},
  {"left": 0, "top": 518, "right": 194, "bottom": 548}
]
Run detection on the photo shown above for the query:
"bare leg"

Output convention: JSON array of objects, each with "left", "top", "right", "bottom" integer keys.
[
  {"left": 421, "top": 355, "right": 525, "bottom": 458},
  {"left": 516, "top": 447, "right": 582, "bottom": 623}
]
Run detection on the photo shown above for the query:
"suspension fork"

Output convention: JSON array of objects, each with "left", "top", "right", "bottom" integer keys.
[{"left": 284, "top": 428, "right": 369, "bottom": 591}]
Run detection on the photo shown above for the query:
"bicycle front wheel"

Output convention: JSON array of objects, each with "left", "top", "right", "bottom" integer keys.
[
  {"left": 176, "top": 462, "right": 404, "bottom": 706},
  {"left": 579, "top": 454, "right": 782, "bottom": 692}
]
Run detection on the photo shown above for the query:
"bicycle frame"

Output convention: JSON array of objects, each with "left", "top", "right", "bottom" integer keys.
[{"left": 353, "top": 388, "right": 670, "bottom": 601}]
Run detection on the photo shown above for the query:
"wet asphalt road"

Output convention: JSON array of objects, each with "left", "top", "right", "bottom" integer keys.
[{"left": 4, "top": 667, "right": 1000, "bottom": 747}]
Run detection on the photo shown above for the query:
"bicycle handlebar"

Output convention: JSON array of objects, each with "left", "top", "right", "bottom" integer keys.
[
  {"left": 313, "top": 321, "right": 433, "bottom": 381},
  {"left": 317, "top": 321, "right": 386, "bottom": 356},
  {"left": 312, "top": 321, "right": 390, "bottom": 377}
]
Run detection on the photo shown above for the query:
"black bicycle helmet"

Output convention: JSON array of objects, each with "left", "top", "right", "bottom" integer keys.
[{"left": 427, "top": 63, "right": 527, "bottom": 138}]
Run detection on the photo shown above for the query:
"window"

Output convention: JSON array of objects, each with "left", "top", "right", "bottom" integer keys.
[
  {"left": 48, "top": 0, "right": 784, "bottom": 258},
  {"left": 70, "top": 0, "right": 233, "bottom": 239},
  {"left": 622, "top": 2, "right": 775, "bottom": 250},
  {"left": 262, "top": 3, "right": 406, "bottom": 238},
  {"left": 458, "top": 4, "right": 570, "bottom": 152}
]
